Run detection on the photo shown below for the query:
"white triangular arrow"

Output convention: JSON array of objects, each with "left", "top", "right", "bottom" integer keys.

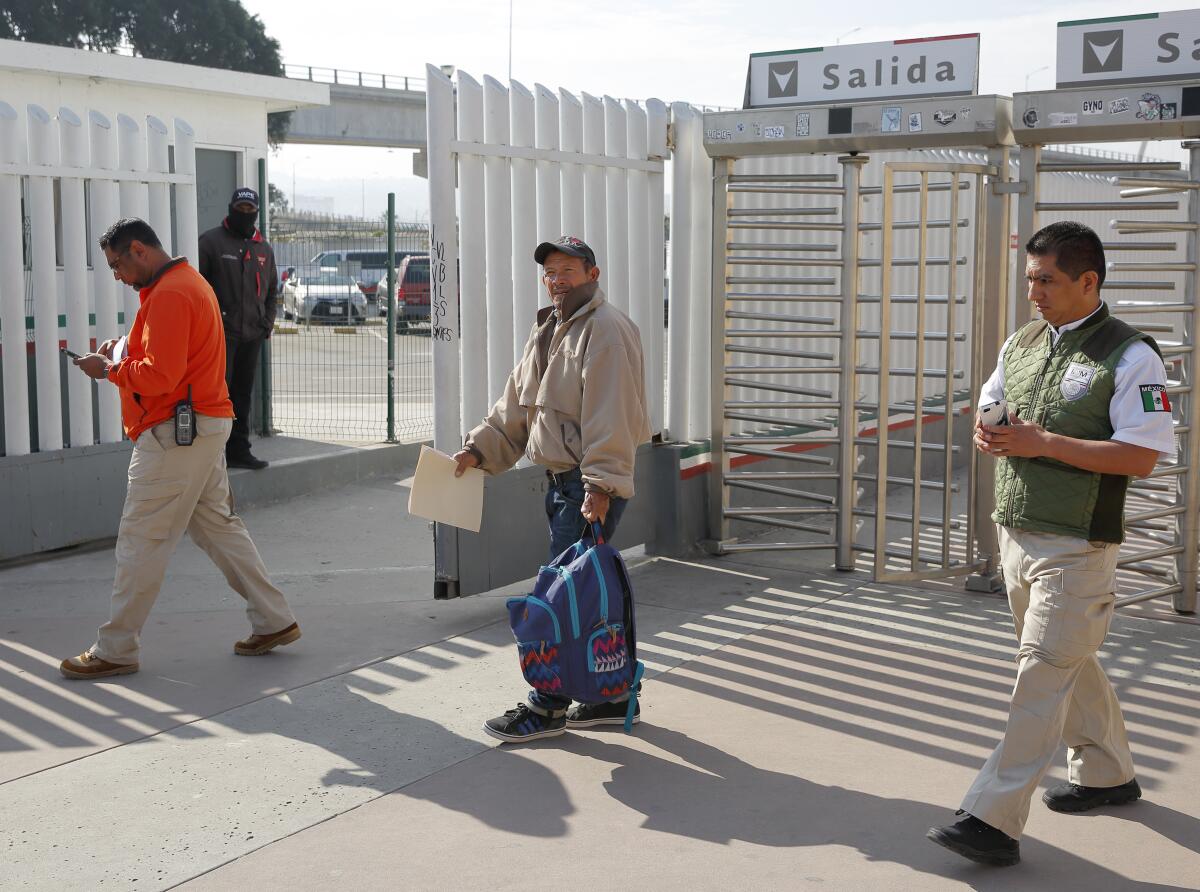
[
  {"left": 772, "top": 69, "right": 793, "bottom": 92},
  {"left": 1087, "top": 36, "right": 1120, "bottom": 67}
]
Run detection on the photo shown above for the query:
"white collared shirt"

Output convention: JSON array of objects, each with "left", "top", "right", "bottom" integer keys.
[{"left": 979, "top": 302, "right": 1177, "bottom": 458}]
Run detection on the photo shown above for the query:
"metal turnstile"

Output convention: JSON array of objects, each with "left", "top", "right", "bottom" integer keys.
[
  {"left": 1014, "top": 82, "right": 1200, "bottom": 614},
  {"left": 701, "top": 96, "right": 1014, "bottom": 582}
]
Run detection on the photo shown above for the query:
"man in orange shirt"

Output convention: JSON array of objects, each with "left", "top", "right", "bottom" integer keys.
[{"left": 62, "top": 218, "right": 300, "bottom": 679}]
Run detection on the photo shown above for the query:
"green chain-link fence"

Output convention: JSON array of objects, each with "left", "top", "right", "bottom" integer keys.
[{"left": 266, "top": 203, "right": 431, "bottom": 442}]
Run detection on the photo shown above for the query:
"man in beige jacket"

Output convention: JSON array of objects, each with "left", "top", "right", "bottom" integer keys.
[{"left": 453, "top": 235, "right": 651, "bottom": 743}]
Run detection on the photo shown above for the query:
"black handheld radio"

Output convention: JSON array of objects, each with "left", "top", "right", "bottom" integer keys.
[{"left": 175, "top": 385, "right": 195, "bottom": 446}]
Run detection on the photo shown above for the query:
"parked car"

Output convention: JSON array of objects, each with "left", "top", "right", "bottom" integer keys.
[
  {"left": 277, "top": 265, "right": 296, "bottom": 293},
  {"left": 377, "top": 254, "right": 431, "bottom": 332},
  {"left": 309, "top": 249, "right": 419, "bottom": 299},
  {"left": 281, "top": 270, "right": 368, "bottom": 323}
]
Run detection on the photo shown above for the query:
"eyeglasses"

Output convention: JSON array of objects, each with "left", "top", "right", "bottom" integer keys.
[
  {"left": 542, "top": 269, "right": 584, "bottom": 281},
  {"left": 107, "top": 248, "right": 131, "bottom": 271}
]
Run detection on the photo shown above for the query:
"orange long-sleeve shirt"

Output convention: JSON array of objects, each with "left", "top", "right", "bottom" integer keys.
[{"left": 107, "top": 258, "right": 234, "bottom": 442}]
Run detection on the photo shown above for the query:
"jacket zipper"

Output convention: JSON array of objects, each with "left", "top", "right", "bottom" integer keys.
[{"left": 1004, "top": 331, "right": 1060, "bottom": 526}]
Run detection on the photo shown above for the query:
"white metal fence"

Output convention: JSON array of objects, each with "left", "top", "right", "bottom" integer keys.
[
  {"left": 424, "top": 65, "right": 668, "bottom": 453},
  {"left": 0, "top": 101, "right": 197, "bottom": 457}
]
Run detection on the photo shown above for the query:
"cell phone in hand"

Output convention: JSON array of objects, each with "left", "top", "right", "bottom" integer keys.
[
  {"left": 61, "top": 347, "right": 84, "bottom": 360},
  {"left": 978, "top": 400, "right": 1009, "bottom": 427}
]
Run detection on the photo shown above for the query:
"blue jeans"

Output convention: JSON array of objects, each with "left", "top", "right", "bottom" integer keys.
[{"left": 528, "top": 468, "right": 627, "bottom": 716}]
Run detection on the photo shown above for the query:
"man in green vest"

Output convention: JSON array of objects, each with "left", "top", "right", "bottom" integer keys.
[{"left": 928, "top": 221, "right": 1176, "bottom": 866}]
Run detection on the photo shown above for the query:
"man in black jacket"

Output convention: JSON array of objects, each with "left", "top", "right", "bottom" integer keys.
[{"left": 198, "top": 187, "right": 277, "bottom": 470}]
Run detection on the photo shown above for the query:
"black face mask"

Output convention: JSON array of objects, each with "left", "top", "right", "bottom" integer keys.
[{"left": 227, "top": 206, "right": 258, "bottom": 238}]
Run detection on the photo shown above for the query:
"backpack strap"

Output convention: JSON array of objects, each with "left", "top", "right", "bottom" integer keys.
[{"left": 624, "top": 660, "right": 644, "bottom": 733}]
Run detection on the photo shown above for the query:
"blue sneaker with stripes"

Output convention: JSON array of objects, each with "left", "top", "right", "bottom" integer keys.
[{"left": 483, "top": 703, "right": 567, "bottom": 743}]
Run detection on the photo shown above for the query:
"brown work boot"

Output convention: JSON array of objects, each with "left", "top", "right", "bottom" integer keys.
[
  {"left": 235, "top": 622, "right": 302, "bottom": 656},
  {"left": 60, "top": 651, "right": 139, "bottom": 680}
]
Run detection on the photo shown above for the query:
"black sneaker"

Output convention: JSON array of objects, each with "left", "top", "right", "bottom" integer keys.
[
  {"left": 482, "top": 703, "right": 567, "bottom": 743},
  {"left": 927, "top": 812, "right": 1020, "bottom": 867},
  {"left": 1042, "top": 778, "right": 1141, "bottom": 813},
  {"left": 566, "top": 700, "right": 640, "bottom": 728},
  {"left": 227, "top": 453, "right": 269, "bottom": 470}
]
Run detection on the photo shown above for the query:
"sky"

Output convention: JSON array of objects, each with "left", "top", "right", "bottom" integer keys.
[{"left": 242, "top": 0, "right": 1178, "bottom": 218}]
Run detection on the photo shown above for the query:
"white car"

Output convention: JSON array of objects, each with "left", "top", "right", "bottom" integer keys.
[{"left": 282, "top": 271, "right": 368, "bottom": 323}]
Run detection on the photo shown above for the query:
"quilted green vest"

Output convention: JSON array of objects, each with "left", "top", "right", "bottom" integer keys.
[{"left": 992, "top": 303, "right": 1160, "bottom": 543}]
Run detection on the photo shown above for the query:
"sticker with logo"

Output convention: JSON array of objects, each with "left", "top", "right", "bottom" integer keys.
[
  {"left": 763, "top": 125, "right": 786, "bottom": 139},
  {"left": 1140, "top": 384, "right": 1171, "bottom": 412},
  {"left": 736, "top": 122, "right": 746, "bottom": 133},
  {"left": 767, "top": 61, "right": 798, "bottom": 99},
  {"left": 908, "top": 111, "right": 923, "bottom": 132},
  {"left": 795, "top": 113, "right": 810, "bottom": 137},
  {"left": 1061, "top": 362, "right": 1096, "bottom": 402},
  {"left": 1049, "top": 112, "right": 1078, "bottom": 126},
  {"left": 1082, "top": 99, "right": 1104, "bottom": 115},
  {"left": 1082, "top": 29, "right": 1123, "bottom": 74},
  {"left": 1136, "top": 93, "right": 1163, "bottom": 121},
  {"left": 1022, "top": 108, "right": 1039, "bottom": 127},
  {"left": 932, "top": 110, "right": 957, "bottom": 126},
  {"left": 706, "top": 129, "right": 732, "bottom": 141},
  {"left": 881, "top": 106, "right": 902, "bottom": 133},
  {"left": 1109, "top": 97, "right": 1129, "bottom": 115},
  {"left": 1162, "top": 102, "right": 1178, "bottom": 120}
]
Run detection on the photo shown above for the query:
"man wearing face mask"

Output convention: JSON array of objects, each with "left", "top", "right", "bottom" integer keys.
[{"left": 198, "top": 187, "right": 278, "bottom": 470}]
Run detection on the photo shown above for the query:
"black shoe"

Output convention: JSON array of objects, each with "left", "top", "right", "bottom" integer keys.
[
  {"left": 227, "top": 453, "right": 269, "bottom": 470},
  {"left": 927, "top": 812, "right": 1020, "bottom": 867},
  {"left": 1042, "top": 778, "right": 1141, "bottom": 813},
  {"left": 482, "top": 703, "right": 567, "bottom": 743},
  {"left": 566, "top": 699, "right": 640, "bottom": 727}
]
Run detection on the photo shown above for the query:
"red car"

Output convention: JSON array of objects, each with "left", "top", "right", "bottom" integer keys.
[{"left": 378, "top": 255, "right": 431, "bottom": 332}]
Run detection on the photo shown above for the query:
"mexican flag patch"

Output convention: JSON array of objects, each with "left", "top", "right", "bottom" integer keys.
[{"left": 1140, "top": 384, "right": 1171, "bottom": 412}]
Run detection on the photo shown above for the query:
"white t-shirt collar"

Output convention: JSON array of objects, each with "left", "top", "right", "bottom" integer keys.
[{"left": 1049, "top": 301, "right": 1105, "bottom": 345}]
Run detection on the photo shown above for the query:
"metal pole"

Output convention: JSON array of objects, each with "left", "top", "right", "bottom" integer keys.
[
  {"left": 1177, "top": 142, "right": 1200, "bottom": 614},
  {"left": 836, "top": 154, "right": 867, "bottom": 570},
  {"left": 258, "top": 157, "right": 272, "bottom": 438},
  {"left": 707, "top": 156, "right": 732, "bottom": 548},
  {"left": 873, "top": 164, "right": 896, "bottom": 579},
  {"left": 426, "top": 64, "right": 464, "bottom": 599},
  {"left": 386, "top": 192, "right": 397, "bottom": 443},
  {"left": 1013, "top": 145, "right": 1040, "bottom": 331},
  {"left": 966, "top": 147, "right": 1011, "bottom": 593}
]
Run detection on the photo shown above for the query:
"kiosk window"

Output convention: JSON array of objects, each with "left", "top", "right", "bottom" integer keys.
[{"left": 828, "top": 107, "right": 852, "bottom": 135}]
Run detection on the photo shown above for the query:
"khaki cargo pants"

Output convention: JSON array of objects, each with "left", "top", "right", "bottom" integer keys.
[
  {"left": 960, "top": 526, "right": 1135, "bottom": 839},
  {"left": 92, "top": 415, "right": 296, "bottom": 665}
]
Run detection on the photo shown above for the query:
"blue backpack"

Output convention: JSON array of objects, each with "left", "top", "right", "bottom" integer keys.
[{"left": 507, "top": 523, "right": 643, "bottom": 732}]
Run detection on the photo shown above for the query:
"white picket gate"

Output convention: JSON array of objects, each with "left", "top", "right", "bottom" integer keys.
[
  {"left": 0, "top": 101, "right": 198, "bottom": 457},
  {"left": 424, "top": 65, "right": 671, "bottom": 452}
]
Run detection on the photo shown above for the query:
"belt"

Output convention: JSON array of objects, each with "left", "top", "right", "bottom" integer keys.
[{"left": 545, "top": 467, "right": 581, "bottom": 487}]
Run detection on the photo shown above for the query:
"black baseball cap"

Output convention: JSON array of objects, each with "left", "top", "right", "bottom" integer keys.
[
  {"left": 534, "top": 236, "right": 596, "bottom": 267},
  {"left": 231, "top": 187, "right": 260, "bottom": 209}
]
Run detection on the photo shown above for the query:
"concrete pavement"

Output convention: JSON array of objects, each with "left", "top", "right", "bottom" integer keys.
[{"left": 1, "top": 466, "right": 1198, "bottom": 890}]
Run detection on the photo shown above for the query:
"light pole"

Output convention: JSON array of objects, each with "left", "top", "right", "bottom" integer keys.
[
  {"left": 1024, "top": 65, "right": 1050, "bottom": 92},
  {"left": 836, "top": 27, "right": 861, "bottom": 45}
]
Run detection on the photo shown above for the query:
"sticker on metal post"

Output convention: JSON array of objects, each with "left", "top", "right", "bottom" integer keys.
[
  {"left": 932, "top": 109, "right": 957, "bottom": 126},
  {"left": 1109, "top": 97, "right": 1129, "bottom": 114},
  {"left": 1022, "top": 107, "right": 1039, "bottom": 127},
  {"left": 908, "top": 111, "right": 922, "bottom": 132},
  {"left": 1082, "top": 99, "right": 1103, "bottom": 115},
  {"left": 1049, "top": 112, "right": 1078, "bottom": 126},
  {"left": 881, "top": 106, "right": 902, "bottom": 133},
  {"left": 795, "top": 112, "right": 810, "bottom": 136}
]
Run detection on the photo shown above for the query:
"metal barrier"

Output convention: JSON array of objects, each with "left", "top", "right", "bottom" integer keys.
[
  {"left": 1014, "top": 84, "right": 1200, "bottom": 614},
  {"left": 267, "top": 211, "right": 431, "bottom": 442},
  {"left": 701, "top": 97, "right": 1014, "bottom": 582}
]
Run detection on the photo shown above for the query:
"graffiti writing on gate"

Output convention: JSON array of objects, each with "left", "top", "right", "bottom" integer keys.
[{"left": 429, "top": 224, "right": 455, "bottom": 343}]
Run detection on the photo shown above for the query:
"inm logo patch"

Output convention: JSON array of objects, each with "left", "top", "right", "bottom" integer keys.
[
  {"left": 1082, "top": 30, "right": 1123, "bottom": 74},
  {"left": 767, "top": 61, "right": 799, "bottom": 98}
]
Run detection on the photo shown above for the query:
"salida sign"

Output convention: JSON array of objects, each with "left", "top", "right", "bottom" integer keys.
[
  {"left": 744, "top": 34, "right": 979, "bottom": 108},
  {"left": 1058, "top": 9, "right": 1200, "bottom": 87}
]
